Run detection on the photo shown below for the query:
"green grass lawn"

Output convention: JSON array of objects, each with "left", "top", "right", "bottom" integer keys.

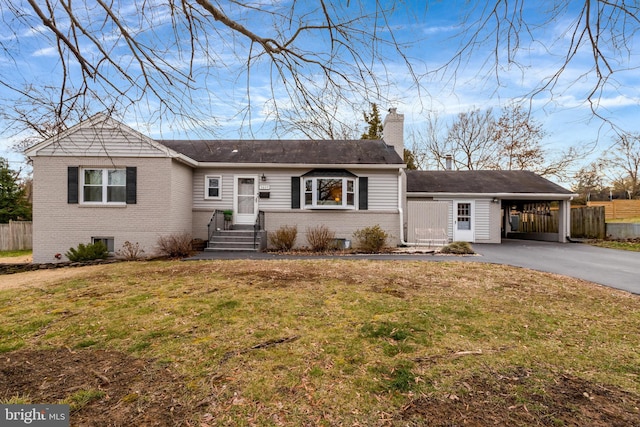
[
  {"left": 0, "top": 249, "right": 31, "bottom": 258},
  {"left": 1, "top": 260, "right": 639, "bottom": 425},
  {"left": 590, "top": 240, "right": 640, "bottom": 251}
]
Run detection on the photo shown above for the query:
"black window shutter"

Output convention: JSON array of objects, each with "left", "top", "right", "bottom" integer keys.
[
  {"left": 358, "top": 177, "right": 368, "bottom": 210},
  {"left": 291, "top": 177, "right": 300, "bottom": 209},
  {"left": 68, "top": 166, "right": 79, "bottom": 204},
  {"left": 126, "top": 167, "right": 137, "bottom": 204}
]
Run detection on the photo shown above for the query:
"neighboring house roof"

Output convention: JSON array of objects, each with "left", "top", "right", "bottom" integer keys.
[
  {"left": 157, "top": 139, "right": 404, "bottom": 165},
  {"left": 406, "top": 170, "right": 575, "bottom": 197}
]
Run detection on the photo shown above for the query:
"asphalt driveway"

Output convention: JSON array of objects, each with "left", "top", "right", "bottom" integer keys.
[
  {"left": 471, "top": 239, "right": 640, "bottom": 295},
  {"left": 187, "top": 239, "right": 640, "bottom": 294}
]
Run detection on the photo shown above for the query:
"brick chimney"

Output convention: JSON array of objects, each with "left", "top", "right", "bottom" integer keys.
[{"left": 382, "top": 107, "right": 404, "bottom": 159}]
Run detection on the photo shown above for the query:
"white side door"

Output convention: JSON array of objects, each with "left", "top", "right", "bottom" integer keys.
[
  {"left": 453, "top": 200, "right": 475, "bottom": 242},
  {"left": 234, "top": 176, "right": 258, "bottom": 225}
]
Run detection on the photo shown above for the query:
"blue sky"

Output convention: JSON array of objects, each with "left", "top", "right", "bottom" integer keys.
[{"left": 1, "top": 0, "right": 638, "bottom": 178}]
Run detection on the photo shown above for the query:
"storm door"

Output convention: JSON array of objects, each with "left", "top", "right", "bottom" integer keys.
[
  {"left": 453, "top": 201, "right": 474, "bottom": 242},
  {"left": 234, "top": 176, "right": 258, "bottom": 225}
]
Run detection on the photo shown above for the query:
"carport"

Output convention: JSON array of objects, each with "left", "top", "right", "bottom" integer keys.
[
  {"left": 405, "top": 170, "right": 577, "bottom": 244},
  {"left": 503, "top": 199, "right": 564, "bottom": 241}
]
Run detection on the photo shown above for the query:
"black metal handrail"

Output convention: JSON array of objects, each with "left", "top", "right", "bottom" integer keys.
[
  {"left": 254, "top": 210, "right": 265, "bottom": 248},
  {"left": 207, "top": 209, "right": 225, "bottom": 242}
]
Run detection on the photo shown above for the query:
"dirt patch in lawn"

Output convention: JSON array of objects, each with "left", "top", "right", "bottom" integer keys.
[
  {"left": 0, "top": 255, "right": 32, "bottom": 264},
  {"left": 0, "top": 348, "right": 190, "bottom": 427},
  {"left": 400, "top": 367, "right": 640, "bottom": 427},
  {"left": 0, "top": 264, "right": 112, "bottom": 291},
  {"left": 2, "top": 348, "right": 638, "bottom": 426}
]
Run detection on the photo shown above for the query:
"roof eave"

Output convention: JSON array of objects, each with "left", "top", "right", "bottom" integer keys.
[
  {"left": 25, "top": 145, "right": 198, "bottom": 167},
  {"left": 408, "top": 192, "right": 576, "bottom": 200},
  {"left": 194, "top": 162, "right": 406, "bottom": 169}
]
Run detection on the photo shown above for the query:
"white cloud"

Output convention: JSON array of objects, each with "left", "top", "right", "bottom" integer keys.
[
  {"left": 31, "top": 46, "right": 58, "bottom": 57},
  {"left": 422, "top": 24, "right": 458, "bottom": 36}
]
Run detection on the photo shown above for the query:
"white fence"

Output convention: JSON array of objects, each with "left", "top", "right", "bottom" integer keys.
[{"left": 0, "top": 221, "right": 33, "bottom": 251}]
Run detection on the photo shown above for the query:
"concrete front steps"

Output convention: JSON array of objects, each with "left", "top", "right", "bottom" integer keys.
[{"left": 206, "top": 228, "right": 267, "bottom": 252}]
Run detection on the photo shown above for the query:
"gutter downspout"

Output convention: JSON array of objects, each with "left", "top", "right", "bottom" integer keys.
[{"left": 398, "top": 168, "right": 408, "bottom": 245}]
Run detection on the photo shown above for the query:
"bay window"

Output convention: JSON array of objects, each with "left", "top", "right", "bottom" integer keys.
[{"left": 304, "top": 177, "right": 355, "bottom": 208}]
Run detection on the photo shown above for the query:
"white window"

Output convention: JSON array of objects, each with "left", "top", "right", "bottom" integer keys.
[
  {"left": 304, "top": 177, "right": 356, "bottom": 209},
  {"left": 205, "top": 175, "right": 222, "bottom": 199},
  {"left": 82, "top": 169, "right": 126, "bottom": 204}
]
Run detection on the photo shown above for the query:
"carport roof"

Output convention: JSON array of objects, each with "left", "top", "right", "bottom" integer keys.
[{"left": 406, "top": 170, "right": 574, "bottom": 195}]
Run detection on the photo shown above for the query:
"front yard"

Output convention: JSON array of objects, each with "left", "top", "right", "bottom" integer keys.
[{"left": 1, "top": 260, "right": 639, "bottom": 426}]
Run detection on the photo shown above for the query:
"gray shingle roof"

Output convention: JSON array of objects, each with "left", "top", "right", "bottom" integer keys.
[
  {"left": 157, "top": 139, "right": 404, "bottom": 165},
  {"left": 406, "top": 170, "right": 574, "bottom": 194}
]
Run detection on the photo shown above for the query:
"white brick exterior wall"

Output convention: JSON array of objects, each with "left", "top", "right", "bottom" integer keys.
[{"left": 31, "top": 156, "right": 192, "bottom": 263}]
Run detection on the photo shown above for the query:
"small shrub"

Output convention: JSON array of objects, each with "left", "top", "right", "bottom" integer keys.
[
  {"left": 440, "top": 241, "right": 475, "bottom": 255},
  {"left": 353, "top": 224, "right": 389, "bottom": 252},
  {"left": 116, "top": 241, "right": 145, "bottom": 260},
  {"left": 306, "top": 224, "right": 336, "bottom": 252},
  {"left": 268, "top": 225, "right": 298, "bottom": 251},
  {"left": 65, "top": 242, "right": 109, "bottom": 262},
  {"left": 156, "top": 233, "right": 193, "bottom": 258}
]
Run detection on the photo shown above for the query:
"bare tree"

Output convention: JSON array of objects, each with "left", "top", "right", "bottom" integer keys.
[
  {"left": 605, "top": 133, "right": 640, "bottom": 198},
  {"left": 571, "top": 161, "right": 609, "bottom": 203},
  {"left": 0, "top": 0, "right": 417, "bottom": 140},
  {"left": 444, "top": 108, "right": 498, "bottom": 170},
  {"left": 414, "top": 105, "right": 591, "bottom": 179},
  {"left": 0, "top": 86, "right": 96, "bottom": 155},
  {"left": 491, "top": 103, "right": 589, "bottom": 181},
  {"left": 431, "top": 1, "right": 640, "bottom": 128},
  {"left": 406, "top": 112, "right": 445, "bottom": 170},
  {"left": 3, "top": 1, "right": 638, "bottom": 150},
  {"left": 278, "top": 89, "right": 361, "bottom": 140},
  {"left": 536, "top": 144, "right": 593, "bottom": 183},
  {"left": 493, "top": 103, "right": 545, "bottom": 171}
]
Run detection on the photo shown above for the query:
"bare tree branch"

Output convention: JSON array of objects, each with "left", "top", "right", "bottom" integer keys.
[
  {"left": 1, "top": 0, "right": 418, "bottom": 142},
  {"left": 430, "top": 0, "right": 640, "bottom": 130}
]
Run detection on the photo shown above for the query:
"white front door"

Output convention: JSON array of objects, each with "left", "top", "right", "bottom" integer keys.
[
  {"left": 453, "top": 201, "right": 475, "bottom": 242},
  {"left": 234, "top": 176, "right": 258, "bottom": 225}
]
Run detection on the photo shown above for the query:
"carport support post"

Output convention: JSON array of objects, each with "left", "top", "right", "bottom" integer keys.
[{"left": 558, "top": 199, "right": 570, "bottom": 243}]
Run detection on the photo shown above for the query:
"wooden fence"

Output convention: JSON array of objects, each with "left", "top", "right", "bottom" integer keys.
[
  {"left": 516, "top": 211, "right": 558, "bottom": 233},
  {"left": 571, "top": 206, "right": 605, "bottom": 239},
  {"left": 513, "top": 206, "right": 605, "bottom": 239},
  {"left": 587, "top": 200, "right": 640, "bottom": 220},
  {"left": 0, "top": 221, "right": 33, "bottom": 251}
]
